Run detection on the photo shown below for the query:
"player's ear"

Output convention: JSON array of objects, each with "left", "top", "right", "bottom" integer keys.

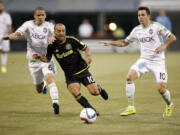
[
  {"left": 33, "top": 13, "right": 36, "bottom": 19},
  {"left": 44, "top": 13, "right": 47, "bottom": 18}
]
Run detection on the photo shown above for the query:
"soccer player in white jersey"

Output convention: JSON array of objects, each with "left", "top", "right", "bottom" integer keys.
[
  {"left": 3, "top": 7, "right": 60, "bottom": 114},
  {"left": 0, "top": 1, "right": 12, "bottom": 73},
  {"left": 100, "top": 6, "right": 176, "bottom": 117}
]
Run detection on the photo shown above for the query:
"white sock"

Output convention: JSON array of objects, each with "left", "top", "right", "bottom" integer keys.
[
  {"left": 126, "top": 81, "right": 135, "bottom": 106},
  {"left": 162, "top": 89, "right": 171, "bottom": 106},
  {"left": 1, "top": 53, "right": 8, "bottom": 67},
  {"left": 48, "top": 82, "right": 59, "bottom": 104}
]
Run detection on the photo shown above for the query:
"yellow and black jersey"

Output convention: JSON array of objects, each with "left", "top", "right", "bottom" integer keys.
[{"left": 46, "top": 36, "right": 88, "bottom": 76}]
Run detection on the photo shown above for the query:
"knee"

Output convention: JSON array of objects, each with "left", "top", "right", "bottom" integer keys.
[
  {"left": 126, "top": 70, "right": 138, "bottom": 82},
  {"left": 90, "top": 89, "right": 99, "bottom": 96},
  {"left": 36, "top": 89, "right": 42, "bottom": 93},
  {"left": 72, "top": 91, "right": 80, "bottom": 97},
  {"left": 157, "top": 84, "right": 166, "bottom": 94},
  {"left": 88, "top": 85, "right": 100, "bottom": 96},
  {"left": 68, "top": 85, "right": 80, "bottom": 97},
  {"left": 126, "top": 75, "right": 133, "bottom": 82},
  {"left": 36, "top": 85, "right": 43, "bottom": 93},
  {"left": 45, "top": 74, "right": 54, "bottom": 85}
]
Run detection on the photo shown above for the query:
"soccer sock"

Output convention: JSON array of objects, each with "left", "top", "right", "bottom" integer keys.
[
  {"left": 126, "top": 81, "right": 135, "bottom": 107},
  {"left": 48, "top": 82, "right": 59, "bottom": 104},
  {"left": 1, "top": 53, "right": 8, "bottom": 67},
  {"left": 162, "top": 89, "right": 171, "bottom": 106},
  {"left": 75, "top": 94, "right": 94, "bottom": 109}
]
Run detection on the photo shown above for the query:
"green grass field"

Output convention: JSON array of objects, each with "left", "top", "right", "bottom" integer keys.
[{"left": 0, "top": 52, "right": 180, "bottom": 135}]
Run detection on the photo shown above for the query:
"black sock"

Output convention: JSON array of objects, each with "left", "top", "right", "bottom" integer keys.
[
  {"left": 76, "top": 94, "right": 99, "bottom": 116},
  {"left": 75, "top": 94, "right": 94, "bottom": 109}
]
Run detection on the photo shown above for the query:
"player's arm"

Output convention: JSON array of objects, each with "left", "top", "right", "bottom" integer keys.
[
  {"left": 99, "top": 39, "right": 129, "bottom": 47},
  {"left": 33, "top": 43, "right": 53, "bottom": 62},
  {"left": 32, "top": 54, "right": 51, "bottom": 62},
  {"left": 3, "top": 32, "right": 21, "bottom": 40},
  {"left": 71, "top": 36, "right": 92, "bottom": 64},
  {"left": 155, "top": 33, "right": 177, "bottom": 53},
  {"left": 8, "top": 25, "right": 13, "bottom": 34},
  {"left": 84, "top": 47, "right": 92, "bottom": 64}
]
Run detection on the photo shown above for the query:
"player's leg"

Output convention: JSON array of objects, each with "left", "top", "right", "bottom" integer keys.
[
  {"left": 120, "top": 58, "right": 148, "bottom": 116},
  {"left": 1, "top": 52, "right": 8, "bottom": 73},
  {"left": 43, "top": 61, "right": 59, "bottom": 114},
  {"left": 86, "top": 83, "right": 108, "bottom": 100},
  {"left": 67, "top": 82, "right": 100, "bottom": 116},
  {"left": 120, "top": 69, "right": 138, "bottom": 116},
  {"left": 35, "top": 83, "right": 44, "bottom": 93},
  {"left": 157, "top": 83, "right": 173, "bottom": 117},
  {"left": 125, "top": 69, "right": 138, "bottom": 106},
  {"left": 0, "top": 41, "right": 10, "bottom": 73},
  {"left": 82, "top": 70, "right": 108, "bottom": 100},
  {"left": 28, "top": 63, "right": 44, "bottom": 93},
  {"left": 152, "top": 61, "right": 173, "bottom": 117}
]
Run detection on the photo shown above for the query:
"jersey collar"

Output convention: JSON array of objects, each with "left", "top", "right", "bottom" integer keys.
[
  {"left": 141, "top": 20, "right": 152, "bottom": 29},
  {"left": 60, "top": 37, "right": 66, "bottom": 44},
  {"left": 56, "top": 37, "right": 66, "bottom": 45},
  {"left": 33, "top": 20, "right": 45, "bottom": 26}
]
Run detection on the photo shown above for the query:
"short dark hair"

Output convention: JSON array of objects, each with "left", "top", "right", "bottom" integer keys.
[
  {"left": 0, "top": 1, "right": 3, "bottom": 4},
  {"left": 34, "top": 6, "right": 45, "bottom": 13},
  {"left": 138, "top": 6, "right": 151, "bottom": 15}
]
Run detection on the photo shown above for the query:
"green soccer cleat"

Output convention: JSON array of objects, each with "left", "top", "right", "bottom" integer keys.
[
  {"left": 1, "top": 67, "right": 7, "bottom": 73},
  {"left": 163, "top": 103, "right": 174, "bottom": 118},
  {"left": 120, "top": 106, "right": 136, "bottom": 116}
]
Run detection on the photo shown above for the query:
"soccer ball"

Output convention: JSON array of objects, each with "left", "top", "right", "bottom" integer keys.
[{"left": 80, "top": 108, "right": 97, "bottom": 123}]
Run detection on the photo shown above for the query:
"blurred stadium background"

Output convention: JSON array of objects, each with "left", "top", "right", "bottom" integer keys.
[
  {"left": 2, "top": 0, "right": 180, "bottom": 52},
  {"left": 0, "top": 0, "right": 180, "bottom": 135}
]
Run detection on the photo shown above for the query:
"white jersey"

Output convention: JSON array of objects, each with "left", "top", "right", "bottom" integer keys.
[
  {"left": 0, "top": 12, "right": 12, "bottom": 40},
  {"left": 16, "top": 20, "right": 54, "bottom": 59},
  {"left": 125, "top": 21, "right": 171, "bottom": 60}
]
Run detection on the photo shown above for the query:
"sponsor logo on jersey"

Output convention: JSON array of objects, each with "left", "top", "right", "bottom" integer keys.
[
  {"left": 43, "top": 28, "right": 47, "bottom": 33},
  {"left": 56, "top": 50, "right": 73, "bottom": 59},
  {"left": 65, "top": 44, "right": 72, "bottom": 50},
  {"left": 31, "top": 33, "right": 46, "bottom": 39},
  {"left": 149, "top": 29, "right": 153, "bottom": 35},
  {"left": 139, "top": 36, "right": 155, "bottom": 43}
]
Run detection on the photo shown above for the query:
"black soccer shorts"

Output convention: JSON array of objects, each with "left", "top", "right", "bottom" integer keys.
[{"left": 65, "top": 69, "right": 96, "bottom": 87}]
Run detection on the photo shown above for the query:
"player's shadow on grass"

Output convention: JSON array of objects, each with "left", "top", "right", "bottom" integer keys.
[
  {"left": 2, "top": 110, "right": 79, "bottom": 117},
  {"left": 2, "top": 110, "right": 57, "bottom": 116}
]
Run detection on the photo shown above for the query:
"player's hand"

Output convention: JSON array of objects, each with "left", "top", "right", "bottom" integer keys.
[
  {"left": 155, "top": 45, "right": 166, "bottom": 53},
  {"left": 32, "top": 53, "right": 42, "bottom": 59},
  {"left": 85, "top": 56, "right": 92, "bottom": 64},
  {"left": 2, "top": 36, "right": 10, "bottom": 40},
  {"left": 48, "top": 36, "right": 56, "bottom": 44},
  {"left": 99, "top": 41, "right": 110, "bottom": 46}
]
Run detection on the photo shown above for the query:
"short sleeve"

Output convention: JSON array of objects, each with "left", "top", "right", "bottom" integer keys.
[
  {"left": 71, "top": 36, "right": 87, "bottom": 51},
  {"left": 125, "top": 27, "right": 138, "bottom": 43},
  {"left": 6, "top": 13, "right": 12, "bottom": 25},
  {"left": 157, "top": 22, "right": 171, "bottom": 38},
  {"left": 48, "top": 22, "right": 54, "bottom": 36},
  {"left": 45, "top": 43, "right": 53, "bottom": 59},
  {"left": 16, "top": 21, "right": 29, "bottom": 36}
]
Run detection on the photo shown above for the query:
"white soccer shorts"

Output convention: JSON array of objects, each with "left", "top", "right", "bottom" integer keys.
[
  {"left": 0, "top": 40, "right": 10, "bottom": 52},
  {"left": 130, "top": 58, "right": 168, "bottom": 83},
  {"left": 28, "top": 60, "right": 56, "bottom": 85}
]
